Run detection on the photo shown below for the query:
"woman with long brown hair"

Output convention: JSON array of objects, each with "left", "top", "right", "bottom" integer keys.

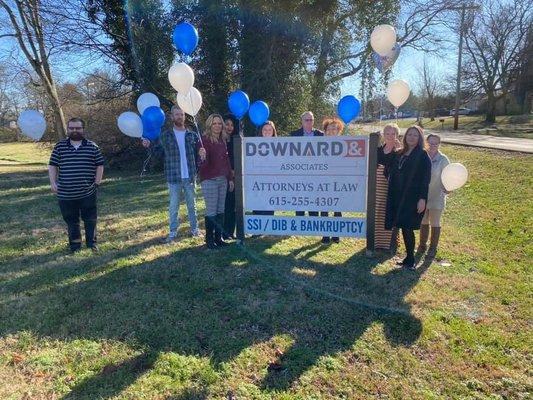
[
  {"left": 198, "top": 114, "right": 234, "bottom": 249},
  {"left": 378, "top": 125, "right": 431, "bottom": 269}
]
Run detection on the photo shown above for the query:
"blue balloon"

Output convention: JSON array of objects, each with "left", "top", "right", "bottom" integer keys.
[
  {"left": 228, "top": 90, "right": 250, "bottom": 119},
  {"left": 337, "top": 95, "right": 361, "bottom": 124},
  {"left": 142, "top": 106, "right": 165, "bottom": 140},
  {"left": 172, "top": 22, "right": 199, "bottom": 55},
  {"left": 249, "top": 101, "right": 270, "bottom": 126},
  {"left": 142, "top": 127, "right": 160, "bottom": 141}
]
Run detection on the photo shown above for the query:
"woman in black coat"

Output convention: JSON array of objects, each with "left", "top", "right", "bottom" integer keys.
[
  {"left": 222, "top": 113, "right": 241, "bottom": 240},
  {"left": 378, "top": 125, "right": 431, "bottom": 269}
]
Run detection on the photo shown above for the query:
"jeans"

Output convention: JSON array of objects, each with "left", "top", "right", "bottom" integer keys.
[
  {"left": 200, "top": 176, "right": 227, "bottom": 217},
  {"left": 168, "top": 179, "right": 198, "bottom": 237},
  {"left": 58, "top": 192, "right": 97, "bottom": 250}
]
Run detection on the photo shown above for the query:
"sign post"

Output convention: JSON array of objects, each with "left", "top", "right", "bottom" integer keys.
[
  {"left": 365, "top": 132, "right": 380, "bottom": 256},
  {"left": 233, "top": 135, "right": 245, "bottom": 244}
]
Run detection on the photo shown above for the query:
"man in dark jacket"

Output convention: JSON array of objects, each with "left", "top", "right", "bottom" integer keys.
[
  {"left": 289, "top": 111, "right": 325, "bottom": 217},
  {"left": 289, "top": 111, "right": 324, "bottom": 138},
  {"left": 142, "top": 106, "right": 201, "bottom": 242}
]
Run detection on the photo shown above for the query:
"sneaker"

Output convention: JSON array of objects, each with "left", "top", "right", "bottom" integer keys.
[
  {"left": 88, "top": 245, "right": 99, "bottom": 252},
  {"left": 321, "top": 237, "right": 331, "bottom": 244},
  {"left": 332, "top": 237, "right": 340, "bottom": 243},
  {"left": 164, "top": 235, "right": 178, "bottom": 244}
]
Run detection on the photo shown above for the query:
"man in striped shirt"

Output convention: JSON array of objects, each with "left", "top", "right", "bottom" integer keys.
[{"left": 48, "top": 118, "right": 104, "bottom": 252}]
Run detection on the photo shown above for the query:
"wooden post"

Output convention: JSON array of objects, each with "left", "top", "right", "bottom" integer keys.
[
  {"left": 233, "top": 135, "right": 245, "bottom": 244},
  {"left": 365, "top": 132, "right": 380, "bottom": 256}
]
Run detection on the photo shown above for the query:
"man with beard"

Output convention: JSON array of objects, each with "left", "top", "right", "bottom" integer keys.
[
  {"left": 142, "top": 106, "right": 201, "bottom": 242},
  {"left": 48, "top": 118, "right": 104, "bottom": 252}
]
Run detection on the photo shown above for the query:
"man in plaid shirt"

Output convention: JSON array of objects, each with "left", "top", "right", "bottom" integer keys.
[{"left": 142, "top": 106, "right": 201, "bottom": 242}]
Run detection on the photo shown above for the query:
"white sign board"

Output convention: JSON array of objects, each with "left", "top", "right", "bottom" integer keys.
[
  {"left": 243, "top": 136, "right": 368, "bottom": 212},
  {"left": 245, "top": 215, "right": 366, "bottom": 238}
]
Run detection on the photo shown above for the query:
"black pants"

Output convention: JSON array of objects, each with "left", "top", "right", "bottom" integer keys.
[
  {"left": 58, "top": 192, "right": 97, "bottom": 250},
  {"left": 223, "top": 187, "right": 236, "bottom": 237},
  {"left": 402, "top": 228, "right": 415, "bottom": 262}
]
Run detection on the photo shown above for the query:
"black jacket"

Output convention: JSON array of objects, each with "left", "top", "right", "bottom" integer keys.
[
  {"left": 289, "top": 128, "right": 324, "bottom": 137},
  {"left": 378, "top": 146, "right": 431, "bottom": 230}
]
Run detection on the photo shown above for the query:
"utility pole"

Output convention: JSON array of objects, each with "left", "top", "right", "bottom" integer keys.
[{"left": 452, "top": 3, "right": 480, "bottom": 130}]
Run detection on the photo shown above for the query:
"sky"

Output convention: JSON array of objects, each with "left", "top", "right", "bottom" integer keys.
[{"left": 0, "top": 3, "right": 459, "bottom": 106}]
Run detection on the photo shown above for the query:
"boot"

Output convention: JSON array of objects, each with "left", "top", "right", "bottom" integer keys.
[
  {"left": 426, "top": 227, "right": 441, "bottom": 258},
  {"left": 214, "top": 214, "right": 228, "bottom": 247},
  {"left": 204, "top": 216, "right": 217, "bottom": 250},
  {"left": 416, "top": 224, "right": 429, "bottom": 255}
]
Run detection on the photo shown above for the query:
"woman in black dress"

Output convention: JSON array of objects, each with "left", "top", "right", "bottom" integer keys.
[{"left": 378, "top": 125, "right": 431, "bottom": 269}]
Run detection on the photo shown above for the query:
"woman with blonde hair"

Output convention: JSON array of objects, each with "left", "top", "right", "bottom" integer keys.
[
  {"left": 198, "top": 114, "right": 234, "bottom": 249},
  {"left": 378, "top": 125, "right": 431, "bottom": 269},
  {"left": 320, "top": 117, "right": 345, "bottom": 243},
  {"left": 376, "top": 123, "right": 402, "bottom": 253}
]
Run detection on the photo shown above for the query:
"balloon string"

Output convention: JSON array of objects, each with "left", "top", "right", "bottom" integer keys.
[
  {"left": 192, "top": 114, "right": 203, "bottom": 147},
  {"left": 140, "top": 147, "right": 152, "bottom": 178}
]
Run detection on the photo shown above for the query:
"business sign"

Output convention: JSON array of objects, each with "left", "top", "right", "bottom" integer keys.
[
  {"left": 243, "top": 136, "right": 368, "bottom": 213},
  {"left": 245, "top": 215, "right": 366, "bottom": 238}
]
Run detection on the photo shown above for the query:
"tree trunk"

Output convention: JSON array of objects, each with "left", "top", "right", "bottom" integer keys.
[
  {"left": 310, "top": 21, "right": 335, "bottom": 111},
  {"left": 485, "top": 94, "right": 496, "bottom": 123}
]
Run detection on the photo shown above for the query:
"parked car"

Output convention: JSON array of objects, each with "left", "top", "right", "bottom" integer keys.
[
  {"left": 435, "top": 108, "right": 449, "bottom": 117},
  {"left": 450, "top": 108, "right": 471, "bottom": 115},
  {"left": 398, "top": 110, "right": 414, "bottom": 118}
]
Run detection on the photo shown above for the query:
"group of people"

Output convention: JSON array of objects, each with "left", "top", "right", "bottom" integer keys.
[
  {"left": 376, "top": 123, "right": 450, "bottom": 269},
  {"left": 47, "top": 107, "right": 451, "bottom": 269}
]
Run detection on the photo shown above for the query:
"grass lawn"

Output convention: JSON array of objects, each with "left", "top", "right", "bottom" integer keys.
[
  {"left": 354, "top": 115, "right": 533, "bottom": 139},
  {"left": 0, "top": 142, "right": 531, "bottom": 399}
]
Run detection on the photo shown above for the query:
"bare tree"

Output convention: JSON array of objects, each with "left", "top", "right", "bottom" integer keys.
[
  {"left": 463, "top": 0, "right": 532, "bottom": 123},
  {"left": 310, "top": 0, "right": 455, "bottom": 110},
  {"left": 0, "top": 0, "right": 66, "bottom": 138},
  {"left": 417, "top": 58, "right": 441, "bottom": 120}
]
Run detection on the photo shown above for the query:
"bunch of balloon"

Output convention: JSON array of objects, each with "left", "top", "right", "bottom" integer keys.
[
  {"left": 370, "top": 24, "right": 402, "bottom": 125},
  {"left": 116, "top": 92, "right": 164, "bottom": 140},
  {"left": 169, "top": 22, "right": 204, "bottom": 146}
]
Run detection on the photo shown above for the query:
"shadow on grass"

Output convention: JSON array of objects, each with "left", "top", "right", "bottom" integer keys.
[{"left": 0, "top": 166, "right": 430, "bottom": 398}]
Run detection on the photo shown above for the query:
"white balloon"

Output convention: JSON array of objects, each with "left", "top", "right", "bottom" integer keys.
[
  {"left": 441, "top": 163, "right": 468, "bottom": 191},
  {"left": 117, "top": 111, "right": 143, "bottom": 138},
  {"left": 17, "top": 110, "right": 46, "bottom": 140},
  {"left": 168, "top": 62, "right": 195, "bottom": 94},
  {"left": 370, "top": 24, "right": 397, "bottom": 56},
  {"left": 386, "top": 79, "right": 410, "bottom": 108},
  {"left": 137, "top": 92, "right": 160, "bottom": 115},
  {"left": 177, "top": 87, "right": 203, "bottom": 116}
]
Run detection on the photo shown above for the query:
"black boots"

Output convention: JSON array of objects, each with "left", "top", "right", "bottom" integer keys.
[
  {"left": 204, "top": 216, "right": 217, "bottom": 249},
  {"left": 416, "top": 224, "right": 430, "bottom": 255},
  {"left": 205, "top": 214, "right": 229, "bottom": 249},
  {"left": 214, "top": 214, "right": 229, "bottom": 247}
]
